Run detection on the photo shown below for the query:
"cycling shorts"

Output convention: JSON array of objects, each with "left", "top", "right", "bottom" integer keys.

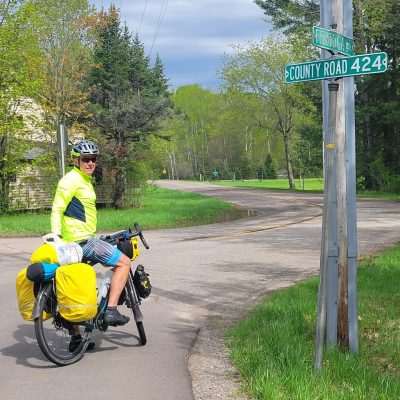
[{"left": 80, "top": 238, "right": 123, "bottom": 267}]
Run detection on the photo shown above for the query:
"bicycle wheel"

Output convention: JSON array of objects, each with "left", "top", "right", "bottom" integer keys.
[
  {"left": 34, "top": 282, "right": 90, "bottom": 366},
  {"left": 125, "top": 273, "right": 147, "bottom": 345}
]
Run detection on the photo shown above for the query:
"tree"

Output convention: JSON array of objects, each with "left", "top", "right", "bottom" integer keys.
[
  {"left": 353, "top": 0, "right": 400, "bottom": 190},
  {"left": 222, "top": 38, "right": 316, "bottom": 189},
  {"left": 87, "top": 6, "right": 170, "bottom": 207},
  {"left": 263, "top": 153, "right": 277, "bottom": 179},
  {"left": 256, "top": 0, "right": 400, "bottom": 192},
  {"left": 172, "top": 85, "right": 220, "bottom": 179},
  {"left": 255, "top": 0, "right": 319, "bottom": 35},
  {"left": 35, "top": 0, "right": 94, "bottom": 140},
  {"left": 0, "top": 1, "right": 43, "bottom": 211}
]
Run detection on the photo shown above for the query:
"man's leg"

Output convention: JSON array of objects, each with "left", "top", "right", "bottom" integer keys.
[
  {"left": 108, "top": 254, "right": 131, "bottom": 306},
  {"left": 81, "top": 238, "right": 132, "bottom": 326},
  {"left": 104, "top": 254, "right": 132, "bottom": 326}
]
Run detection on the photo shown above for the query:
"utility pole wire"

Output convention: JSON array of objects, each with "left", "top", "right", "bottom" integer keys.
[
  {"left": 149, "top": 0, "right": 169, "bottom": 58},
  {"left": 139, "top": 0, "right": 149, "bottom": 35}
]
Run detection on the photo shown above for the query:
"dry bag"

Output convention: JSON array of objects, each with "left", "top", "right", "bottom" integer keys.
[
  {"left": 55, "top": 263, "right": 97, "bottom": 322},
  {"left": 16, "top": 268, "right": 50, "bottom": 321}
]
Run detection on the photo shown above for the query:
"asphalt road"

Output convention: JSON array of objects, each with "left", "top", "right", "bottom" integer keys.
[{"left": 1, "top": 180, "right": 400, "bottom": 400}]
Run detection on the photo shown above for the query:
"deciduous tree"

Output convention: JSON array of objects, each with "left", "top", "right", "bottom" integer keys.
[{"left": 222, "top": 38, "right": 316, "bottom": 188}]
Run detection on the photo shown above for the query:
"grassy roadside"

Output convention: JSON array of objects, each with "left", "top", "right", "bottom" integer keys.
[
  {"left": 226, "top": 245, "right": 400, "bottom": 399},
  {"left": 214, "top": 178, "right": 324, "bottom": 192},
  {"left": 0, "top": 187, "right": 244, "bottom": 237},
  {"left": 214, "top": 178, "right": 400, "bottom": 200}
]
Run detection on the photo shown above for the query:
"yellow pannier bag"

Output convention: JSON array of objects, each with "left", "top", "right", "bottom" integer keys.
[
  {"left": 16, "top": 268, "right": 50, "bottom": 321},
  {"left": 30, "top": 243, "right": 58, "bottom": 264},
  {"left": 132, "top": 237, "right": 140, "bottom": 260},
  {"left": 56, "top": 263, "right": 97, "bottom": 322}
]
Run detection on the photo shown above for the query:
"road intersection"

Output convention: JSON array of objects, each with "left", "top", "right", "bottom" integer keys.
[{"left": 1, "top": 181, "right": 399, "bottom": 400}]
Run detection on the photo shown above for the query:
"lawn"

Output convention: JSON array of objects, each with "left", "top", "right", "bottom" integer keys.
[
  {"left": 0, "top": 186, "right": 244, "bottom": 236},
  {"left": 214, "top": 178, "right": 400, "bottom": 200},
  {"left": 226, "top": 245, "right": 400, "bottom": 399},
  {"left": 215, "top": 178, "right": 324, "bottom": 191}
]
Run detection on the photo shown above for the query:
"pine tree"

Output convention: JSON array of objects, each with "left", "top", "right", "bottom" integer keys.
[
  {"left": 151, "top": 53, "right": 169, "bottom": 96},
  {"left": 87, "top": 6, "right": 170, "bottom": 207}
]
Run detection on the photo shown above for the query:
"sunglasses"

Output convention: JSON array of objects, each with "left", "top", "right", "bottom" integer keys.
[{"left": 81, "top": 157, "right": 97, "bottom": 163}]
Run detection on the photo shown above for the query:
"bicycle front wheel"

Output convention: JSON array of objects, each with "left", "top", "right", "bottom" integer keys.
[
  {"left": 125, "top": 273, "right": 147, "bottom": 345},
  {"left": 34, "top": 282, "right": 90, "bottom": 366}
]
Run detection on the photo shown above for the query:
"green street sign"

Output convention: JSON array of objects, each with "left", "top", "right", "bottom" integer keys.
[
  {"left": 285, "top": 52, "right": 388, "bottom": 84},
  {"left": 312, "top": 26, "right": 354, "bottom": 56}
]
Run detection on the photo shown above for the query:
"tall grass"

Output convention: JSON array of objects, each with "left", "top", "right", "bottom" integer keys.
[
  {"left": 226, "top": 246, "right": 400, "bottom": 399},
  {"left": 0, "top": 187, "right": 243, "bottom": 236}
]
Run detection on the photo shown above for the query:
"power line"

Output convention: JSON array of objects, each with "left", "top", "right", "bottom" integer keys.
[
  {"left": 139, "top": 0, "right": 149, "bottom": 34},
  {"left": 149, "top": 0, "right": 169, "bottom": 58}
]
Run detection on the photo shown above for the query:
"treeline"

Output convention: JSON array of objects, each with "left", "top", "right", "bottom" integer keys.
[
  {"left": 1, "top": 0, "right": 398, "bottom": 214},
  {"left": 255, "top": 0, "right": 400, "bottom": 191},
  {"left": 158, "top": 0, "right": 400, "bottom": 192},
  {"left": 0, "top": 1, "right": 170, "bottom": 211},
  {"left": 157, "top": 39, "right": 322, "bottom": 188}
]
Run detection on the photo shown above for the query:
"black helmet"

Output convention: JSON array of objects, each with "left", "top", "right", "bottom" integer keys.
[{"left": 71, "top": 140, "right": 99, "bottom": 157}]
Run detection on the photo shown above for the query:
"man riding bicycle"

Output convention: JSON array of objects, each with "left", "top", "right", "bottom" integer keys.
[{"left": 51, "top": 139, "right": 132, "bottom": 349}]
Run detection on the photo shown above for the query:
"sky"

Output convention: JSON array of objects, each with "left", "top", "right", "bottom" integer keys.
[{"left": 91, "top": 0, "right": 272, "bottom": 90}]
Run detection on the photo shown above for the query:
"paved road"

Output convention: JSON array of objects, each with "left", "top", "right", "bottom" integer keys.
[{"left": 1, "top": 180, "right": 400, "bottom": 400}]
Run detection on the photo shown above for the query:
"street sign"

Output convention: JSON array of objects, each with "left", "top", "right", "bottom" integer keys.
[
  {"left": 312, "top": 26, "right": 354, "bottom": 56},
  {"left": 285, "top": 52, "right": 388, "bottom": 84}
]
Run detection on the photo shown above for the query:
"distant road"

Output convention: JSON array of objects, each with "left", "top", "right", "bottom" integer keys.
[{"left": 1, "top": 180, "right": 399, "bottom": 400}]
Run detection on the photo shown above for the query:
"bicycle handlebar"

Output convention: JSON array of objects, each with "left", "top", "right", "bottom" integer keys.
[
  {"left": 134, "top": 223, "right": 150, "bottom": 249},
  {"left": 100, "top": 222, "right": 150, "bottom": 249}
]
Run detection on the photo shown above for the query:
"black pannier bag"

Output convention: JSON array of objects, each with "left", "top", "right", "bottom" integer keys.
[
  {"left": 117, "top": 239, "right": 134, "bottom": 259},
  {"left": 133, "top": 265, "right": 151, "bottom": 299}
]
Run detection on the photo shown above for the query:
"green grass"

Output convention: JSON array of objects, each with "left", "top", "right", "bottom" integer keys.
[
  {"left": 214, "top": 179, "right": 400, "bottom": 200},
  {"left": 226, "top": 246, "right": 400, "bottom": 399},
  {"left": 357, "top": 191, "right": 400, "bottom": 201},
  {"left": 0, "top": 187, "right": 243, "bottom": 236},
  {"left": 214, "top": 178, "right": 324, "bottom": 191}
]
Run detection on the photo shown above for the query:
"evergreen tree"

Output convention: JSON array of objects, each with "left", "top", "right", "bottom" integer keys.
[
  {"left": 87, "top": 6, "right": 170, "bottom": 207},
  {"left": 264, "top": 153, "right": 277, "bottom": 179},
  {"left": 151, "top": 53, "right": 169, "bottom": 96},
  {"left": 255, "top": 0, "right": 319, "bottom": 35}
]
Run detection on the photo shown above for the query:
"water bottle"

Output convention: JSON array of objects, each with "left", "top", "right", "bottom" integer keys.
[{"left": 99, "top": 274, "right": 111, "bottom": 300}]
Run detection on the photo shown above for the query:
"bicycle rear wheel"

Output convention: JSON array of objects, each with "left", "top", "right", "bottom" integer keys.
[
  {"left": 34, "top": 282, "right": 90, "bottom": 366},
  {"left": 125, "top": 273, "right": 147, "bottom": 345}
]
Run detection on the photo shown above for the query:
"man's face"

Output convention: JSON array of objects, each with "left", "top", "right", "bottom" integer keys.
[{"left": 79, "top": 155, "right": 97, "bottom": 176}]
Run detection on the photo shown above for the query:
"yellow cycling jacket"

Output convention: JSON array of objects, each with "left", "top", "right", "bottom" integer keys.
[{"left": 51, "top": 167, "right": 97, "bottom": 242}]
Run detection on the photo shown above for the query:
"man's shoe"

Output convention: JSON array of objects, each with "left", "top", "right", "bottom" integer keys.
[
  {"left": 69, "top": 335, "right": 82, "bottom": 352},
  {"left": 104, "top": 307, "right": 130, "bottom": 326},
  {"left": 68, "top": 335, "right": 95, "bottom": 352}
]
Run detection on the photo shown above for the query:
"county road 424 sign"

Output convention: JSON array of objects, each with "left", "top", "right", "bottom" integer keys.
[{"left": 285, "top": 52, "right": 388, "bottom": 84}]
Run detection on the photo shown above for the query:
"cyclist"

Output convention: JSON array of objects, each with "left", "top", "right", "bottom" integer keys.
[{"left": 51, "top": 139, "right": 132, "bottom": 350}]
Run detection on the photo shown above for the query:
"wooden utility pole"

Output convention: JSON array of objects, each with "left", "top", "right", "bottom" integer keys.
[
  {"left": 315, "top": 0, "right": 358, "bottom": 366},
  {"left": 343, "top": 0, "right": 359, "bottom": 354},
  {"left": 335, "top": 0, "right": 358, "bottom": 351},
  {"left": 334, "top": 0, "right": 349, "bottom": 347},
  {"left": 285, "top": 0, "right": 388, "bottom": 367}
]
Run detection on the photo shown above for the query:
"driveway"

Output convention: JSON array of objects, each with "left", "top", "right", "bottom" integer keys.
[{"left": 1, "top": 180, "right": 399, "bottom": 400}]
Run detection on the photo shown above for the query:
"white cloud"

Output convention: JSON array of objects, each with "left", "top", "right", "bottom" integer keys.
[{"left": 91, "top": 0, "right": 272, "bottom": 88}]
